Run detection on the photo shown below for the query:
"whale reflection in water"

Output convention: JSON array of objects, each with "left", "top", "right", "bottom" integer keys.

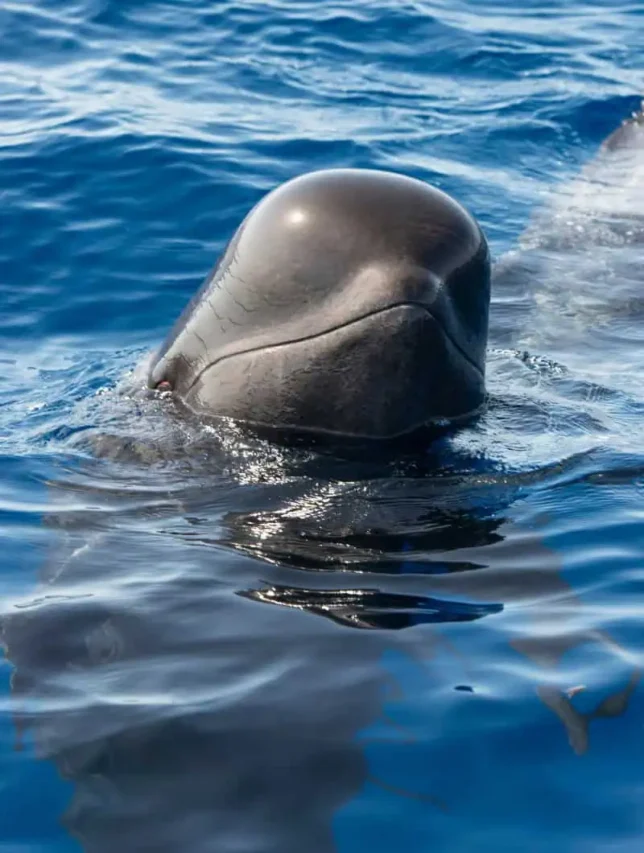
[{"left": 214, "top": 462, "right": 640, "bottom": 759}]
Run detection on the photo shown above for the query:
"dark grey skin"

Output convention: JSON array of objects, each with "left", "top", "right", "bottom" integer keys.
[{"left": 148, "top": 169, "right": 490, "bottom": 442}]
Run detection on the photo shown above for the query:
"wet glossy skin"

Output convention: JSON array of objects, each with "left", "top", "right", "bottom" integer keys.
[{"left": 149, "top": 169, "right": 490, "bottom": 442}]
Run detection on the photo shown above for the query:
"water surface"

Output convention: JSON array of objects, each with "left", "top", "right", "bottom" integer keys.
[{"left": 1, "top": 1, "right": 644, "bottom": 851}]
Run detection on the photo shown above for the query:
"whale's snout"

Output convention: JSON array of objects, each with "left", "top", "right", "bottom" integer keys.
[{"left": 151, "top": 302, "right": 485, "bottom": 441}]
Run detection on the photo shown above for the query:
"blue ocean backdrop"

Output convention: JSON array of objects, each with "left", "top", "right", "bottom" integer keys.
[{"left": 1, "top": 1, "right": 644, "bottom": 851}]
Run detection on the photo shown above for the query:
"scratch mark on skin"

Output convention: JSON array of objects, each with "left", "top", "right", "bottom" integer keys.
[
  {"left": 227, "top": 274, "right": 259, "bottom": 313},
  {"left": 208, "top": 299, "right": 227, "bottom": 335},
  {"left": 226, "top": 314, "right": 244, "bottom": 327},
  {"left": 221, "top": 272, "right": 258, "bottom": 317},
  {"left": 193, "top": 331, "right": 209, "bottom": 354}
]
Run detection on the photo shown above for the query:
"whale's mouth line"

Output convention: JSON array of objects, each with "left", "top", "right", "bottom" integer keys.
[
  {"left": 177, "top": 301, "right": 483, "bottom": 397},
  {"left": 205, "top": 399, "right": 488, "bottom": 444}
]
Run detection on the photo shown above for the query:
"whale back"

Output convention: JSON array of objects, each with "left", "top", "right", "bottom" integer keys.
[{"left": 491, "top": 108, "right": 644, "bottom": 392}]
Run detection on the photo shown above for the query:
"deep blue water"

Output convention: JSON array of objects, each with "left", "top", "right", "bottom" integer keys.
[{"left": 2, "top": 1, "right": 644, "bottom": 851}]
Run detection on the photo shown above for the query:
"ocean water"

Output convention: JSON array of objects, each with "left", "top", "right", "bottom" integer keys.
[{"left": 1, "top": 1, "right": 644, "bottom": 851}]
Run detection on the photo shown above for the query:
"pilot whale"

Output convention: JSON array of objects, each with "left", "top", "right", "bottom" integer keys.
[{"left": 148, "top": 168, "right": 491, "bottom": 443}]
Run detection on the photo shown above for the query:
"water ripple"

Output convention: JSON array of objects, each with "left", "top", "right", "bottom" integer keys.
[{"left": 1, "top": 0, "right": 644, "bottom": 851}]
